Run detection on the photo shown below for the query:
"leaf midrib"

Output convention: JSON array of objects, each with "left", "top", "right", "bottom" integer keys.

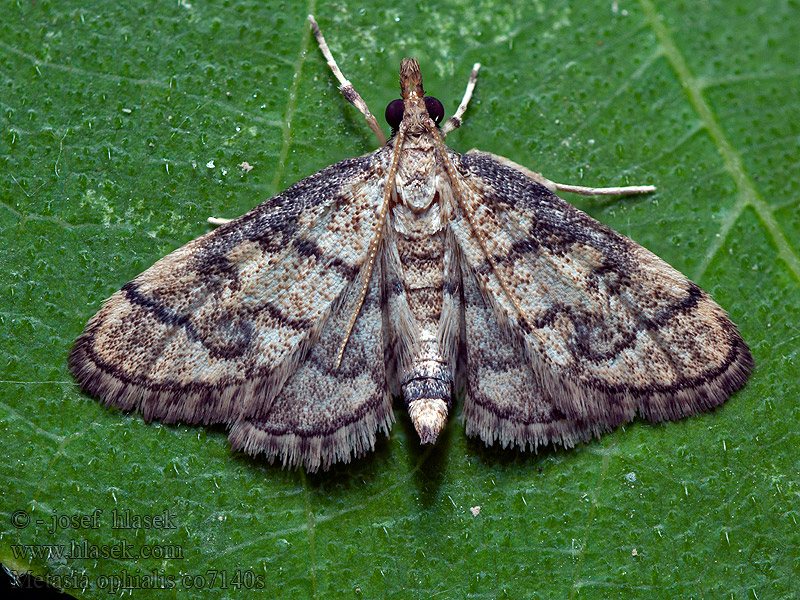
[{"left": 638, "top": 0, "right": 800, "bottom": 283}]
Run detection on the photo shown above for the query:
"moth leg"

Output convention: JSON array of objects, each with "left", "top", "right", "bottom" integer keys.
[
  {"left": 206, "top": 217, "right": 232, "bottom": 226},
  {"left": 308, "top": 15, "right": 387, "bottom": 147},
  {"left": 441, "top": 63, "right": 481, "bottom": 137},
  {"left": 466, "top": 149, "right": 656, "bottom": 196}
]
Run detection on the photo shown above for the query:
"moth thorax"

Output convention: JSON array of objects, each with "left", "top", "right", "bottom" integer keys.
[{"left": 402, "top": 346, "right": 453, "bottom": 444}]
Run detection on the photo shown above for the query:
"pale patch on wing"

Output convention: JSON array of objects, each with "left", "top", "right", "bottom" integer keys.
[
  {"left": 461, "top": 262, "right": 607, "bottom": 450},
  {"left": 228, "top": 261, "right": 391, "bottom": 472}
]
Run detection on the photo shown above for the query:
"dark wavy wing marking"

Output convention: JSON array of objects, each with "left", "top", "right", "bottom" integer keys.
[
  {"left": 451, "top": 150, "right": 752, "bottom": 445},
  {"left": 461, "top": 262, "right": 610, "bottom": 450},
  {"left": 70, "top": 147, "right": 391, "bottom": 429},
  {"left": 228, "top": 261, "right": 391, "bottom": 472}
]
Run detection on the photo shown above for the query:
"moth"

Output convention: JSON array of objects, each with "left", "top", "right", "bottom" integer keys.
[{"left": 69, "top": 16, "right": 753, "bottom": 472}]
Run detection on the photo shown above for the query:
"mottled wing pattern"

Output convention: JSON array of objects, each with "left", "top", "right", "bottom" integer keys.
[
  {"left": 70, "top": 149, "right": 392, "bottom": 470},
  {"left": 229, "top": 261, "right": 391, "bottom": 472},
  {"left": 461, "top": 264, "right": 605, "bottom": 450},
  {"left": 451, "top": 151, "right": 753, "bottom": 450}
]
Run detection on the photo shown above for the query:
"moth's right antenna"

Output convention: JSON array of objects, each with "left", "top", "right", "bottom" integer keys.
[{"left": 441, "top": 62, "right": 481, "bottom": 137}]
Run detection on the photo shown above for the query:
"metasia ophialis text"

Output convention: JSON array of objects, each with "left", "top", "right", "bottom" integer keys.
[{"left": 70, "top": 16, "right": 753, "bottom": 472}]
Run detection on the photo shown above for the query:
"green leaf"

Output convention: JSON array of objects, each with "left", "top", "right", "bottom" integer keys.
[{"left": 2, "top": 1, "right": 797, "bottom": 598}]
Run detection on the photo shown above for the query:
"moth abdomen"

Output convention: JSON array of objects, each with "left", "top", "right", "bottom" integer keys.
[{"left": 402, "top": 340, "right": 453, "bottom": 444}]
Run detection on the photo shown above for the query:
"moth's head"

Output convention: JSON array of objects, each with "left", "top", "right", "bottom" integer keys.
[{"left": 385, "top": 58, "right": 444, "bottom": 135}]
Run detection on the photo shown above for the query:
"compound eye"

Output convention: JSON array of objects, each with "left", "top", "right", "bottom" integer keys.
[
  {"left": 424, "top": 96, "right": 445, "bottom": 125},
  {"left": 385, "top": 99, "right": 404, "bottom": 129}
]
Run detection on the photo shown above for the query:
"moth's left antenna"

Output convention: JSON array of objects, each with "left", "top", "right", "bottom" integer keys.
[{"left": 308, "top": 15, "right": 388, "bottom": 147}]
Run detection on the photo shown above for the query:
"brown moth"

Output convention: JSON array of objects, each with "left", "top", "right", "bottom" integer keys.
[{"left": 69, "top": 16, "right": 753, "bottom": 472}]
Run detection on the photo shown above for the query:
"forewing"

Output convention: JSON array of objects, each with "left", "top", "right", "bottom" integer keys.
[
  {"left": 70, "top": 149, "right": 390, "bottom": 431},
  {"left": 450, "top": 151, "right": 753, "bottom": 448}
]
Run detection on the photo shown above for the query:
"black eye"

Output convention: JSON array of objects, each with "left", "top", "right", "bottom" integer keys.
[
  {"left": 424, "top": 96, "right": 445, "bottom": 124},
  {"left": 385, "top": 99, "right": 404, "bottom": 129}
]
